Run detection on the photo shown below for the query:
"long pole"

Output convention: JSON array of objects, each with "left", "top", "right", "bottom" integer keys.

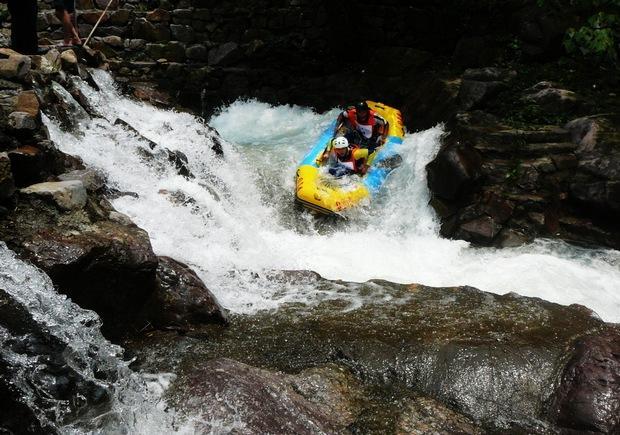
[{"left": 83, "top": 0, "right": 114, "bottom": 48}]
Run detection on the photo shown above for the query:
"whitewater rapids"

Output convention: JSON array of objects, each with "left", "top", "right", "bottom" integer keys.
[{"left": 44, "top": 71, "right": 620, "bottom": 322}]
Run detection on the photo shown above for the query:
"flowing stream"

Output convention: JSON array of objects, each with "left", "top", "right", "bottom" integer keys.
[{"left": 43, "top": 70, "right": 620, "bottom": 322}]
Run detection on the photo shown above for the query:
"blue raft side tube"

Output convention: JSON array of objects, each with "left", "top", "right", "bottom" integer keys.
[{"left": 363, "top": 135, "right": 404, "bottom": 194}]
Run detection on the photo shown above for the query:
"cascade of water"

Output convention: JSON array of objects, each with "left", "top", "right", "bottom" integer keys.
[
  {"left": 42, "top": 71, "right": 620, "bottom": 322},
  {"left": 0, "top": 243, "right": 189, "bottom": 434}
]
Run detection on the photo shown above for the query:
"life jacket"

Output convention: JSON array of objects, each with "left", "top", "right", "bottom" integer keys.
[
  {"left": 335, "top": 145, "right": 362, "bottom": 172},
  {"left": 346, "top": 108, "right": 376, "bottom": 139}
]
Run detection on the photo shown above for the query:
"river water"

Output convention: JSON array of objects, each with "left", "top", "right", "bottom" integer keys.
[{"left": 43, "top": 70, "right": 620, "bottom": 322}]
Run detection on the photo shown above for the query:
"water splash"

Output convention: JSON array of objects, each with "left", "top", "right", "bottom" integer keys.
[
  {"left": 0, "top": 243, "right": 190, "bottom": 433},
  {"left": 43, "top": 72, "right": 620, "bottom": 322}
]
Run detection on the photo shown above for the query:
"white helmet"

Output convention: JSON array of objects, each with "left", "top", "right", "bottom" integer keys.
[{"left": 332, "top": 136, "right": 349, "bottom": 149}]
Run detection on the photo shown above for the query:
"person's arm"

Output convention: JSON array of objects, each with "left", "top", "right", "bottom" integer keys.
[{"left": 352, "top": 148, "right": 370, "bottom": 174}]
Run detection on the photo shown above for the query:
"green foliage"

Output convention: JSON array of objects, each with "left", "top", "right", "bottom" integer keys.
[{"left": 539, "top": 0, "right": 620, "bottom": 67}]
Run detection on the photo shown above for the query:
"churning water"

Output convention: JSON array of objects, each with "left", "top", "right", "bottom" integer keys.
[{"left": 43, "top": 70, "right": 620, "bottom": 322}]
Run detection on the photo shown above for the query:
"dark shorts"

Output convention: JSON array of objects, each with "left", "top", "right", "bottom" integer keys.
[{"left": 54, "top": 0, "right": 75, "bottom": 13}]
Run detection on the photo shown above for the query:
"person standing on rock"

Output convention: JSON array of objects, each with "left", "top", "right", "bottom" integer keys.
[
  {"left": 4, "top": 0, "right": 40, "bottom": 54},
  {"left": 54, "top": 0, "right": 81, "bottom": 47}
]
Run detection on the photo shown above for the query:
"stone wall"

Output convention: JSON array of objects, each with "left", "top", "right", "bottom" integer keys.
[{"left": 28, "top": 0, "right": 570, "bottom": 120}]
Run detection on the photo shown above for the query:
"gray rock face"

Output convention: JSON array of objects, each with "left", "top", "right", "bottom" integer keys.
[{"left": 21, "top": 180, "right": 87, "bottom": 211}]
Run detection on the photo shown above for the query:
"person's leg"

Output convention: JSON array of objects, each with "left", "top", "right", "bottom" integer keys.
[
  {"left": 65, "top": 0, "right": 81, "bottom": 45},
  {"left": 55, "top": 0, "right": 79, "bottom": 45}
]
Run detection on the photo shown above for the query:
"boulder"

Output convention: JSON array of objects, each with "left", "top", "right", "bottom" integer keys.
[
  {"left": 426, "top": 141, "right": 482, "bottom": 201},
  {"left": 0, "top": 54, "right": 31, "bottom": 80},
  {"left": 456, "top": 215, "right": 503, "bottom": 244},
  {"left": 0, "top": 191, "right": 158, "bottom": 339},
  {"left": 20, "top": 180, "right": 87, "bottom": 211},
  {"left": 136, "top": 279, "right": 617, "bottom": 433},
  {"left": 142, "top": 256, "right": 227, "bottom": 329},
  {"left": 57, "top": 169, "right": 106, "bottom": 192},
  {"left": 60, "top": 49, "right": 79, "bottom": 74},
  {"left": 522, "top": 82, "right": 581, "bottom": 114},
  {"left": 549, "top": 329, "right": 620, "bottom": 433},
  {"left": 175, "top": 358, "right": 362, "bottom": 434}
]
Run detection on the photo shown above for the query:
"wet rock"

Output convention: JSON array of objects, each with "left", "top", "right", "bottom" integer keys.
[
  {"left": 57, "top": 169, "right": 106, "bottom": 192},
  {"left": 549, "top": 329, "right": 620, "bottom": 433},
  {"left": 0, "top": 193, "right": 158, "bottom": 339},
  {"left": 60, "top": 49, "right": 78, "bottom": 74},
  {"left": 20, "top": 180, "right": 87, "bottom": 211},
  {"left": 426, "top": 141, "right": 482, "bottom": 201},
  {"left": 0, "top": 152, "right": 15, "bottom": 202},
  {"left": 135, "top": 280, "right": 614, "bottom": 433},
  {"left": 7, "top": 146, "right": 50, "bottom": 187},
  {"left": 397, "top": 394, "right": 482, "bottom": 434},
  {"left": 455, "top": 215, "right": 502, "bottom": 244},
  {"left": 142, "top": 256, "right": 227, "bottom": 329},
  {"left": 174, "top": 358, "right": 361, "bottom": 434},
  {"left": 0, "top": 289, "right": 111, "bottom": 434}
]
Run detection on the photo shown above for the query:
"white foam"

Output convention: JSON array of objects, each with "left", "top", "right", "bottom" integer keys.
[{"left": 43, "top": 74, "right": 620, "bottom": 322}]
